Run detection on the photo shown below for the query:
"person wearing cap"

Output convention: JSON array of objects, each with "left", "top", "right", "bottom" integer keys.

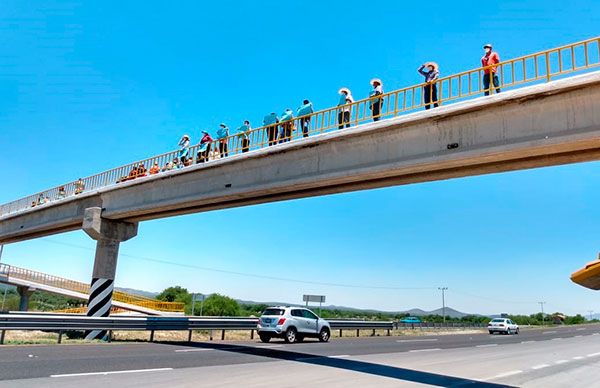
[
  {"left": 216, "top": 123, "right": 230, "bottom": 158},
  {"left": 337, "top": 88, "right": 354, "bottom": 129},
  {"left": 197, "top": 131, "right": 214, "bottom": 163},
  {"left": 297, "top": 99, "right": 314, "bottom": 138},
  {"left": 178, "top": 134, "right": 191, "bottom": 165},
  {"left": 279, "top": 108, "right": 295, "bottom": 143},
  {"left": 369, "top": 79, "right": 384, "bottom": 121},
  {"left": 263, "top": 112, "right": 279, "bottom": 146},
  {"left": 236, "top": 120, "right": 251, "bottom": 153},
  {"left": 74, "top": 178, "right": 85, "bottom": 194},
  {"left": 481, "top": 43, "right": 501, "bottom": 95},
  {"left": 418, "top": 62, "right": 440, "bottom": 109}
]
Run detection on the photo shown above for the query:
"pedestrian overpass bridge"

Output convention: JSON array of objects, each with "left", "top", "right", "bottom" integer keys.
[{"left": 1, "top": 37, "right": 599, "bottom": 333}]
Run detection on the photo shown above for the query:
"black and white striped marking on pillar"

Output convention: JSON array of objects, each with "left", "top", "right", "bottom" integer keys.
[{"left": 85, "top": 277, "right": 114, "bottom": 340}]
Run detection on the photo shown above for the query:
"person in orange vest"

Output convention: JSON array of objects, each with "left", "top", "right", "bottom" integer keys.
[{"left": 481, "top": 43, "right": 501, "bottom": 96}]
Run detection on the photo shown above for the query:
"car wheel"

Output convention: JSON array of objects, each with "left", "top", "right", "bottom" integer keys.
[
  {"left": 259, "top": 334, "right": 271, "bottom": 343},
  {"left": 515, "top": 328, "right": 519, "bottom": 335},
  {"left": 489, "top": 330, "right": 493, "bottom": 335},
  {"left": 319, "top": 327, "right": 330, "bottom": 342},
  {"left": 284, "top": 327, "right": 297, "bottom": 343}
]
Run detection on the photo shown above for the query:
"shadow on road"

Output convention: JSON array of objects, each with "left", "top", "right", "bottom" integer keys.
[{"left": 163, "top": 341, "right": 516, "bottom": 387}]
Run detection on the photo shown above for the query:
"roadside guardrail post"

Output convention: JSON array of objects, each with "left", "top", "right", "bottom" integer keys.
[
  {"left": 221, "top": 330, "right": 225, "bottom": 340},
  {"left": 372, "top": 329, "right": 375, "bottom": 336},
  {"left": 149, "top": 330, "right": 154, "bottom": 342},
  {"left": 339, "top": 329, "right": 343, "bottom": 337},
  {"left": 250, "top": 330, "right": 254, "bottom": 340},
  {"left": 57, "top": 331, "right": 63, "bottom": 344},
  {"left": 0, "top": 329, "right": 5, "bottom": 345},
  {"left": 387, "top": 329, "right": 390, "bottom": 336},
  {"left": 209, "top": 330, "right": 213, "bottom": 341},
  {"left": 356, "top": 329, "right": 359, "bottom": 337},
  {"left": 108, "top": 330, "right": 112, "bottom": 343},
  {"left": 188, "top": 330, "right": 193, "bottom": 342}
]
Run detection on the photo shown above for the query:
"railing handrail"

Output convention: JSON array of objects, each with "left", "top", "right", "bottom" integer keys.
[{"left": 1, "top": 36, "right": 599, "bottom": 217}]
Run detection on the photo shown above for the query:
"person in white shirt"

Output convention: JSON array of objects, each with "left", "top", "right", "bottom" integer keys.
[
  {"left": 337, "top": 88, "right": 354, "bottom": 129},
  {"left": 369, "top": 78, "right": 384, "bottom": 121}
]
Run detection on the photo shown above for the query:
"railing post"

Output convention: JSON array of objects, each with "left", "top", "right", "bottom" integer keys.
[
  {"left": 356, "top": 329, "right": 360, "bottom": 337},
  {"left": 221, "top": 330, "right": 225, "bottom": 340},
  {"left": 545, "top": 51, "right": 552, "bottom": 82},
  {"left": 250, "top": 330, "right": 254, "bottom": 340},
  {"left": 0, "top": 330, "right": 5, "bottom": 345},
  {"left": 188, "top": 330, "right": 193, "bottom": 342},
  {"left": 149, "top": 330, "right": 154, "bottom": 342},
  {"left": 57, "top": 330, "right": 63, "bottom": 344},
  {"left": 339, "top": 329, "right": 343, "bottom": 337}
]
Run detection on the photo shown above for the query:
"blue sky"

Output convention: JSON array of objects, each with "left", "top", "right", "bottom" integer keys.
[{"left": 1, "top": 0, "right": 600, "bottom": 315}]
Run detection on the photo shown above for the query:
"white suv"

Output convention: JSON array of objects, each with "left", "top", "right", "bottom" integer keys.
[
  {"left": 257, "top": 306, "right": 331, "bottom": 343},
  {"left": 488, "top": 318, "right": 519, "bottom": 335}
]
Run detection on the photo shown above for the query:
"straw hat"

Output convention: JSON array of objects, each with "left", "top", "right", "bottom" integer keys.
[
  {"left": 182, "top": 134, "right": 190, "bottom": 140},
  {"left": 424, "top": 61, "right": 439, "bottom": 71},
  {"left": 370, "top": 78, "right": 383, "bottom": 86},
  {"left": 338, "top": 87, "right": 351, "bottom": 95},
  {"left": 483, "top": 43, "right": 493, "bottom": 49}
]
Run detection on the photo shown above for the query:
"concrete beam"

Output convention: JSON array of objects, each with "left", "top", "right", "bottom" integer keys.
[{"left": 2, "top": 72, "right": 600, "bottom": 244}]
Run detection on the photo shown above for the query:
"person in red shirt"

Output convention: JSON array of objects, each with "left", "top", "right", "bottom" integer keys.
[
  {"left": 481, "top": 43, "right": 501, "bottom": 96},
  {"left": 197, "top": 131, "right": 214, "bottom": 163}
]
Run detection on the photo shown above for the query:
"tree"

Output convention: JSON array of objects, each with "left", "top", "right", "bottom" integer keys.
[
  {"left": 156, "top": 286, "right": 190, "bottom": 303},
  {"left": 201, "top": 293, "right": 240, "bottom": 316}
]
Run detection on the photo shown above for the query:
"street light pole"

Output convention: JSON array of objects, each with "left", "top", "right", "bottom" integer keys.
[
  {"left": 538, "top": 301, "right": 546, "bottom": 326},
  {"left": 438, "top": 287, "right": 448, "bottom": 324}
]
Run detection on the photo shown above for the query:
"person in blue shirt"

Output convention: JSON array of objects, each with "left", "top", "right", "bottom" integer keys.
[
  {"left": 369, "top": 78, "right": 384, "bottom": 121},
  {"left": 216, "top": 123, "right": 229, "bottom": 158},
  {"left": 279, "top": 108, "right": 294, "bottom": 143},
  {"left": 178, "top": 134, "right": 191, "bottom": 165},
  {"left": 337, "top": 88, "right": 353, "bottom": 129},
  {"left": 263, "top": 112, "right": 279, "bottom": 146},
  {"left": 297, "top": 99, "right": 314, "bottom": 138},
  {"left": 418, "top": 62, "right": 440, "bottom": 109},
  {"left": 236, "top": 120, "right": 251, "bottom": 153}
]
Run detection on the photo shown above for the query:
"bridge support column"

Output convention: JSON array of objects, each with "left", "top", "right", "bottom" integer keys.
[
  {"left": 82, "top": 207, "right": 137, "bottom": 340},
  {"left": 16, "top": 286, "right": 34, "bottom": 311}
]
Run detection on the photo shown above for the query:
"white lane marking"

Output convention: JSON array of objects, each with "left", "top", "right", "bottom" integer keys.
[
  {"left": 555, "top": 360, "right": 569, "bottom": 364},
  {"left": 175, "top": 348, "right": 212, "bottom": 353},
  {"left": 397, "top": 339, "right": 438, "bottom": 343},
  {"left": 476, "top": 344, "right": 498, "bottom": 348},
  {"left": 593, "top": 333, "right": 599, "bottom": 336},
  {"left": 543, "top": 331, "right": 557, "bottom": 334},
  {"left": 587, "top": 352, "right": 600, "bottom": 357},
  {"left": 330, "top": 354, "right": 350, "bottom": 358},
  {"left": 551, "top": 338, "right": 563, "bottom": 341},
  {"left": 51, "top": 368, "right": 173, "bottom": 378},
  {"left": 521, "top": 341, "right": 536, "bottom": 344},
  {"left": 575, "top": 335, "right": 582, "bottom": 338},
  {"left": 532, "top": 364, "right": 550, "bottom": 370},
  {"left": 494, "top": 370, "right": 523, "bottom": 379},
  {"left": 573, "top": 356, "right": 585, "bottom": 360},
  {"left": 576, "top": 328, "right": 587, "bottom": 331},
  {"left": 408, "top": 348, "right": 441, "bottom": 353}
]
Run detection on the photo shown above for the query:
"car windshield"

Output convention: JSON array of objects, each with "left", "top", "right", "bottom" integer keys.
[{"left": 262, "top": 308, "right": 285, "bottom": 316}]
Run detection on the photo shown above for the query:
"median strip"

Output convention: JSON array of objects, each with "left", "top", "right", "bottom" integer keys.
[{"left": 51, "top": 368, "right": 173, "bottom": 378}]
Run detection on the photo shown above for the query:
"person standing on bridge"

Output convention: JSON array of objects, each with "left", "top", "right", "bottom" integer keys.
[
  {"left": 263, "top": 112, "right": 279, "bottom": 146},
  {"left": 279, "top": 108, "right": 295, "bottom": 143},
  {"left": 178, "top": 134, "right": 191, "bottom": 165},
  {"left": 482, "top": 43, "right": 501, "bottom": 95},
  {"left": 337, "top": 88, "right": 353, "bottom": 129},
  {"left": 197, "top": 131, "right": 214, "bottom": 163},
  {"left": 217, "top": 123, "right": 230, "bottom": 158},
  {"left": 297, "top": 99, "right": 314, "bottom": 138},
  {"left": 369, "top": 79, "right": 384, "bottom": 121},
  {"left": 236, "top": 120, "right": 251, "bottom": 153},
  {"left": 418, "top": 62, "right": 440, "bottom": 109},
  {"left": 74, "top": 178, "right": 85, "bottom": 195}
]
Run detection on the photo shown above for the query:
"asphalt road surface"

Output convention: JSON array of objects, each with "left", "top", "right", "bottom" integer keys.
[{"left": 1, "top": 324, "right": 600, "bottom": 387}]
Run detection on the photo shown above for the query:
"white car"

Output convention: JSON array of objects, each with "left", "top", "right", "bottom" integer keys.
[
  {"left": 257, "top": 306, "right": 331, "bottom": 343},
  {"left": 488, "top": 318, "right": 519, "bottom": 335}
]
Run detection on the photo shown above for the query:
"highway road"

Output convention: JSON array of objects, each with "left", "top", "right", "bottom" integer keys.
[{"left": 1, "top": 324, "right": 600, "bottom": 387}]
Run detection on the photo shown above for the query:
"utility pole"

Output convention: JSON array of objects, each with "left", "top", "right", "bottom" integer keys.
[
  {"left": 438, "top": 287, "right": 448, "bottom": 324},
  {"left": 538, "top": 301, "right": 546, "bottom": 326}
]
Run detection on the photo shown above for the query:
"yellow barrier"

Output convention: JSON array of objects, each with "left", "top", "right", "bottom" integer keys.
[
  {"left": 0, "top": 263, "right": 184, "bottom": 312},
  {"left": 1, "top": 36, "right": 599, "bottom": 216}
]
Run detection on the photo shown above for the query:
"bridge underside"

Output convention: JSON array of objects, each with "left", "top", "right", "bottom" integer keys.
[{"left": 2, "top": 72, "right": 600, "bottom": 244}]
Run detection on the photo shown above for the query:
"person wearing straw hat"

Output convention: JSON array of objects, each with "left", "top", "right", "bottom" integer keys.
[
  {"left": 418, "top": 62, "right": 440, "bottom": 110},
  {"left": 481, "top": 43, "right": 501, "bottom": 95},
  {"left": 263, "top": 112, "right": 279, "bottom": 146},
  {"left": 216, "top": 123, "right": 230, "bottom": 158},
  {"left": 297, "top": 99, "right": 314, "bottom": 138},
  {"left": 337, "top": 87, "right": 353, "bottom": 129},
  {"left": 178, "top": 134, "right": 191, "bottom": 165},
  {"left": 236, "top": 120, "right": 251, "bottom": 153},
  {"left": 279, "top": 108, "right": 295, "bottom": 143},
  {"left": 197, "top": 131, "right": 214, "bottom": 163},
  {"left": 369, "top": 79, "right": 384, "bottom": 121}
]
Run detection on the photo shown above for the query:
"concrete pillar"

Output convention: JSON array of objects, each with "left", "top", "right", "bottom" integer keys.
[
  {"left": 82, "top": 207, "right": 137, "bottom": 340},
  {"left": 16, "top": 286, "right": 34, "bottom": 311}
]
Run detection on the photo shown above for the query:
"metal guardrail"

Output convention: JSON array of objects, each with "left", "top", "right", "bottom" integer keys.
[
  {"left": 0, "top": 263, "right": 184, "bottom": 312},
  {"left": 1, "top": 36, "right": 599, "bottom": 217},
  {"left": 0, "top": 314, "right": 395, "bottom": 344}
]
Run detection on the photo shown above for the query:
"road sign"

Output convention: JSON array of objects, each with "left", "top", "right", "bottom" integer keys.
[{"left": 303, "top": 295, "right": 326, "bottom": 303}]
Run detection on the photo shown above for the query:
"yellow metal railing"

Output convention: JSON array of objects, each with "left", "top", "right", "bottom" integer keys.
[
  {"left": 0, "top": 263, "right": 184, "bottom": 312},
  {"left": 1, "top": 36, "right": 599, "bottom": 216}
]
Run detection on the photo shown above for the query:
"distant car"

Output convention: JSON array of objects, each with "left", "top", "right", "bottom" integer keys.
[
  {"left": 488, "top": 318, "right": 519, "bottom": 335},
  {"left": 257, "top": 306, "right": 331, "bottom": 343},
  {"left": 400, "top": 317, "right": 422, "bottom": 324}
]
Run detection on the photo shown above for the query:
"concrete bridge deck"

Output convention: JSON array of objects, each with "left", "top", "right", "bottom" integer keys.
[{"left": 1, "top": 71, "right": 600, "bottom": 244}]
